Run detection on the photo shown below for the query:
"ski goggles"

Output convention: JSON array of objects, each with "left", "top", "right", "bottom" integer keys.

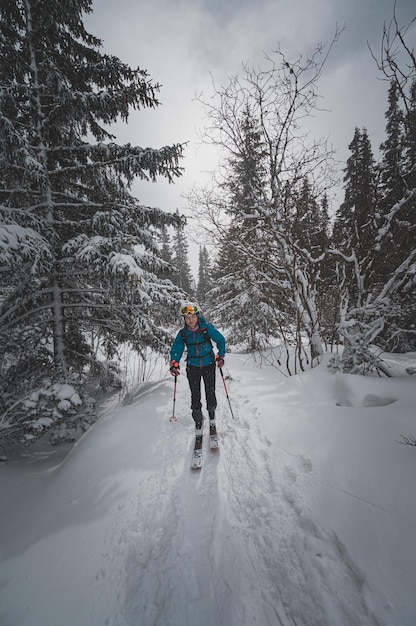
[{"left": 180, "top": 304, "right": 199, "bottom": 316}]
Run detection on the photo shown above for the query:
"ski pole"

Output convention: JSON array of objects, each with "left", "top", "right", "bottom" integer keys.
[
  {"left": 170, "top": 374, "right": 177, "bottom": 422},
  {"left": 219, "top": 367, "right": 235, "bottom": 419}
]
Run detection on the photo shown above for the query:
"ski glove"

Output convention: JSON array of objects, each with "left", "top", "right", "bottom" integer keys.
[
  {"left": 170, "top": 360, "right": 180, "bottom": 376},
  {"left": 216, "top": 355, "right": 225, "bottom": 369}
]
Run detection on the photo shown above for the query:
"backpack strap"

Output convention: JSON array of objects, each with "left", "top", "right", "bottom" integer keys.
[
  {"left": 182, "top": 326, "right": 214, "bottom": 362},
  {"left": 182, "top": 326, "right": 212, "bottom": 347},
  {"left": 202, "top": 327, "right": 213, "bottom": 347}
]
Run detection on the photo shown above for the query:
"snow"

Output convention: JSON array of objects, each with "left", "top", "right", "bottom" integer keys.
[
  {"left": 50, "top": 383, "right": 82, "bottom": 406},
  {"left": 0, "top": 224, "right": 50, "bottom": 269},
  {"left": 1, "top": 351, "right": 416, "bottom": 626}
]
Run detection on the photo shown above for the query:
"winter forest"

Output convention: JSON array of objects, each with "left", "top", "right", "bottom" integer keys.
[{"left": 0, "top": 0, "right": 415, "bottom": 449}]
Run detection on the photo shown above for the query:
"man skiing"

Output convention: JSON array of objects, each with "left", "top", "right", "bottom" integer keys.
[{"left": 169, "top": 302, "right": 225, "bottom": 435}]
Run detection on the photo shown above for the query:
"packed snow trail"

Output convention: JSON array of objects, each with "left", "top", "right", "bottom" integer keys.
[
  {"left": 88, "top": 355, "right": 381, "bottom": 626},
  {"left": 1, "top": 352, "right": 414, "bottom": 625}
]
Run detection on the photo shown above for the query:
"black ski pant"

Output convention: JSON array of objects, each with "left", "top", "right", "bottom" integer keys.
[{"left": 186, "top": 363, "right": 217, "bottom": 421}]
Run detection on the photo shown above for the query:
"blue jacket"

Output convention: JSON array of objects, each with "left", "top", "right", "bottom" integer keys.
[{"left": 170, "top": 315, "right": 226, "bottom": 368}]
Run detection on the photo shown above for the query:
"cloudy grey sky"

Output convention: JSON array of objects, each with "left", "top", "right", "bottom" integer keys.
[{"left": 85, "top": 0, "right": 415, "bottom": 260}]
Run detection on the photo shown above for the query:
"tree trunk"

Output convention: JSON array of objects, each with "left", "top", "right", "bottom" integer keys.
[{"left": 52, "top": 274, "right": 67, "bottom": 376}]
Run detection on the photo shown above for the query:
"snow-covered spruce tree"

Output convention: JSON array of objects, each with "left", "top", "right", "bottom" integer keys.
[
  {"left": 378, "top": 81, "right": 406, "bottom": 254},
  {"left": 0, "top": 0, "right": 185, "bottom": 443},
  {"left": 159, "top": 224, "right": 175, "bottom": 280},
  {"left": 196, "top": 245, "right": 213, "bottom": 307},
  {"left": 396, "top": 77, "right": 416, "bottom": 347},
  {"left": 313, "top": 191, "right": 338, "bottom": 347},
  {"left": 171, "top": 219, "right": 194, "bottom": 296},
  {"left": 194, "top": 36, "right": 342, "bottom": 367},
  {"left": 331, "top": 126, "right": 379, "bottom": 299},
  {"left": 333, "top": 128, "right": 378, "bottom": 259},
  {"left": 289, "top": 177, "right": 334, "bottom": 353},
  {"left": 329, "top": 128, "right": 383, "bottom": 372},
  {"left": 376, "top": 79, "right": 415, "bottom": 351},
  {"left": 368, "top": 11, "right": 416, "bottom": 356},
  {"left": 209, "top": 227, "right": 287, "bottom": 353},
  {"left": 404, "top": 80, "right": 416, "bottom": 201},
  {"left": 205, "top": 104, "right": 286, "bottom": 352}
]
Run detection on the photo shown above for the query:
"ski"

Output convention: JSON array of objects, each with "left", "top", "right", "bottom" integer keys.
[
  {"left": 209, "top": 421, "right": 219, "bottom": 449},
  {"left": 191, "top": 420, "right": 218, "bottom": 468},
  {"left": 191, "top": 420, "right": 203, "bottom": 469},
  {"left": 191, "top": 434, "right": 203, "bottom": 469}
]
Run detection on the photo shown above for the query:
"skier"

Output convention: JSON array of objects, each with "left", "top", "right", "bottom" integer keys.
[{"left": 169, "top": 303, "right": 225, "bottom": 433}]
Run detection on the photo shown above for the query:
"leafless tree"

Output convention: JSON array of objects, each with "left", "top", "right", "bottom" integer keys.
[{"left": 191, "top": 30, "right": 342, "bottom": 366}]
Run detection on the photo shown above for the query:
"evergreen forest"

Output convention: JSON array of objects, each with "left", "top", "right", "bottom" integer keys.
[{"left": 1, "top": 1, "right": 414, "bottom": 445}]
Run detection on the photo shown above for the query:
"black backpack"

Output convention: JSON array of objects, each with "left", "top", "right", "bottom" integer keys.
[{"left": 181, "top": 326, "right": 214, "bottom": 362}]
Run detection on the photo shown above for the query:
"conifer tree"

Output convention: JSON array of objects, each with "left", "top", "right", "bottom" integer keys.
[
  {"left": 377, "top": 81, "right": 407, "bottom": 279},
  {"left": 368, "top": 14, "right": 416, "bottom": 354},
  {"left": 379, "top": 77, "right": 416, "bottom": 350},
  {"left": 0, "top": 0, "right": 185, "bottom": 442},
  {"left": 292, "top": 177, "right": 324, "bottom": 257},
  {"left": 333, "top": 128, "right": 378, "bottom": 257},
  {"left": 207, "top": 105, "right": 284, "bottom": 350},
  {"left": 159, "top": 225, "right": 175, "bottom": 280},
  {"left": 315, "top": 192, "right": 338, "bottom": 343},
  {"left": 318, "top": 193, "right": 331, "bottom": 253},
  {"left": 330, "top": 128, "right": 381, "bottom": 369},
  {"left": 226, "top": 104, "right": 267, "bottom": 220},
  {"left": 209, "top": 224, "right": 284, "bottom": 352},
  {"left": 290, "top": 179, "right": 335, "bottom": 345},
  {"left": 402, "top": 78, "right": 416, "bottom": 243},
  {"left": 379, "top": 81, "right": 405, "bottom": 211},
  {"left": 196, "top": 246, "right": 213, "bottom": 307},
  {"left": 171, "top": 222, "right": 194, "bottom": 296}
]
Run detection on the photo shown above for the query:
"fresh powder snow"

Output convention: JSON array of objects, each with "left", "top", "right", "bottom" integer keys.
[{"left": 0, "top": 351, "right": 415, "bottom": 625}]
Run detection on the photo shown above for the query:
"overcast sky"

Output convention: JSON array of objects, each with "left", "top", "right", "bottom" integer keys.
[{"left": 85, "top": 0, "right": 415, "bottom": 264}]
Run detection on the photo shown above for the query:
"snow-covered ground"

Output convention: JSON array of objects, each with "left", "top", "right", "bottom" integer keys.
[{"left": 1, "top": 351, "right": 415, "bottom": 626}]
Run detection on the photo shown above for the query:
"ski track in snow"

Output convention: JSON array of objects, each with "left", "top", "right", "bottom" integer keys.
[{"left": 95, "top": 373, "right": 383, "bottom": 626}]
